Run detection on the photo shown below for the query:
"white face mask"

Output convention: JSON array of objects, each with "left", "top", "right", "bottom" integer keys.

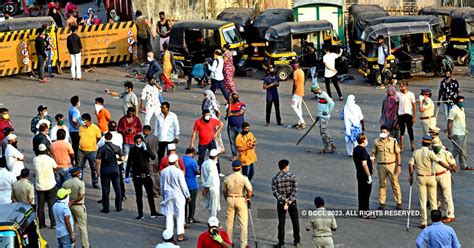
[
  {"left": 136, "top": 143, "right": 143, "bottom": 148},
  {"left": 204, "top": 115, "right": 211, "bottom": 121},
  {"left": 380, "top": 132, "right": 389, "bottom": 138},
  {"left": 95, "top": 104, "right": 103, "bottom": 113},
  {"left": 147, "top": 56, "right": 153, "bottom": 62},
  {"left": 43, "top": 111, "right": 48, "bottom": 116}
]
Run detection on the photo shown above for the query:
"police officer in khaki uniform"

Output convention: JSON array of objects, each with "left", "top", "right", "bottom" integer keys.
[
  {"left": 408, "top": 135, "right": 449, "bottom": 228},
  {"left": 432, "top": 139, "right": 457, "bottom": 223},
  {"left": 63, "top": 167, "right": 90, "bottom": 248},
  {"left": 419, "top": 89, "right": 436, "bottom": 135},
  {"left": 371, "top": 125, "right": 402, "bottom": 210},
  {"left": 429, "top": 127, "right": 442, "bottom": 147},
  {"left": 223, "top": 160, "right": 253, "bottom": 248},
  {"left": 12, "top": 168, "right": 35, "bottom": 206},
  {"left": 305, "top": 196, "right": 337, "bottom": 248}
]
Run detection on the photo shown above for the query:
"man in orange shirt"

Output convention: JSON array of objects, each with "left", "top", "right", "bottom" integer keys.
[
  {"left": 291, "top": 60, "right": 306, "bottom": 130},
  {"left": 95, "top": 97, "right": 111, "bottom": 134},
  {"left": 51, "top": 129, "right": 74, "bottom": 187}
]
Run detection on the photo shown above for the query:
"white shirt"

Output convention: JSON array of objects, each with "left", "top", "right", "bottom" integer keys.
[
  {"left": 201, "top": 159, "right": 219, "bottom": 189},
  {"left": 50, "top": 125, "right": 70, "bottom": 143},
  {"left": 5, "top": 144, "right": 25, "bottom": 177},
  {"left": 323, "top": 53, "right": 339, "bottom": 78},
  {"left": 33, "top": 154, "right": 58, "bottom": 191},
  {"left": 0, "top": 168, "right": 16, "bottom": 204},
  {"left": 396, "top": 91, "right": 416, "bottom": 116},
  {"left": 141, "top": 84, "right": 162, "bottom": 109},
  {"left": 209, "top": 57, "right": 224, "bottom": 81},
  {"left": 154, "top": 112, "right": 180, "bottom": 142},
  {"left": 97, "top": 131, "right": 123, "bottom": 148},
  {"left": 160, "top": 165, "right": 190, "bottom": 215},
  {"left": 156, "top": 242, "right": 180, "bottom": 248},
  {"left": 378, "top": 45, "right": 387, "bottom": 65}
]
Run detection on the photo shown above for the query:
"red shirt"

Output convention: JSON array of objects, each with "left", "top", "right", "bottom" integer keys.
[
  {"left": 159, "top": 156, "right": 185, "bottom": 174},
  {"left": 0, "top": 119, "right": 13, "bottom": 141},
  {"left": 193, "top": 118, "right": 221, "bottom": 145},
  {"left": 117, "top": 116, "right": 142, "bottom": 145},
  {"left": 197, "top": 230, "right": 232, "bottom": 248}
]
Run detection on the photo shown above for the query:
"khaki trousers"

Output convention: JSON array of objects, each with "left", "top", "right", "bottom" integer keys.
[
  {"left": 436, "top": 171, "right": 455, "bottom": 218},
  {"left": 377, "top": 164, "right": 402, "bottom": 204},
  {"left": 418, "top": 175, "right": 438, "bottom": 225},
  {"left": 225, "top": 197, "right": 248, "bottom": 248},
  {"left": 312, "top": 236, "right": 334, "bottom": 248},
  {"left": 420, "top": 118, "right": 436, "bottom": 135},
  {"left": 70, "top": 204, "right": 89, "bottom": 248}
]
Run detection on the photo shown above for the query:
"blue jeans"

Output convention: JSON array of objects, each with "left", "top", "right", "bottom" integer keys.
[
  {"left": 46, "top": 50, "right": 53, "bottom": 76},
  {"left": 77, "top": 150, "right": 98, "bottom": 184},
  {"left": 470, "top": 63, "right": 474, "bottom": 77},
  {"left": 55, "top": 168, "right": 72, "bottom": 188},
  {"left": 57, "top": 235, "right": 73, "bottom": 248},
  {"left": 227, "top": 125, "right": 242, "bottom": 156},
  {"left": 197, "top": 141, "right": 221, "bottom": 173},
  {"left": 123, "top": 144, "right": 133, "bottom": 157},
  {"left": 443, "top": 103, "right": 453, "bottom": 121},
  {"left": 210, "top": 79, "right": 229, "bottom": 101},
  {"left": 241, "top": 163, "right": 256, "bottom": 181}
]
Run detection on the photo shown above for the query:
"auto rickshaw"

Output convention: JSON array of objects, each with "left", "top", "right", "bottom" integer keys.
[
  {"left": 419, "top": 6, "right": 458, "bottom": 34},
  {"left": 264, "top": 20, "right": 341, "bottom": 81},
  {"left": 449, "top": 8, "right": 474, "bottom": 65},
  {"left": 168, "top": 19, "right": 246, "bottom": 76},
  {"left": 247, "top": 8, "right": 293, "bottom": 67},
  {"left": 347, "top": 4, "right": 389, "bottom": 65},
  {"left": 0, "top": 203, "right": 47, "bottom": 248},
  {"left": 360, "top": 20, "right": 454, "bottom": 84}
]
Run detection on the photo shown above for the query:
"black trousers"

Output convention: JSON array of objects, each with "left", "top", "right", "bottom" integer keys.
[
  {"left": 37, "top": 187, "right": 57, "bottom": 227},
  {"left": 70, "top": 132, "right": 80, "bottom": 164},
  {"left": 158, "top": 141, "right": 172, "bottom": 163},
  {"left": 185, "top": 189, "right": 198, "bottom": 221},
  {"left": 266, "top": 98, "right": 281, "bottom": 124},
  {"left": 325, "top": 75, "right": 342, "bottom": 98},
  {"left": 37, "top": 55, "right": 45, "bottom": 80},
  {"left": 133, "top": 175, "right": 157, "bottom": 217},
  {"left": 398, "top": 114, "right": 414, "bottom": 142},
  {"left": 357, "top": 176, "right": 372, "bottom": 211},
  {"left": 277, "top": 201, "right": 300, "bottom": 244},
  {"left": 101, "top": 172, "right": 122, "bottom": 211},
  {"left": 119, "top": 164, "right": 126, "bottom": 199}
]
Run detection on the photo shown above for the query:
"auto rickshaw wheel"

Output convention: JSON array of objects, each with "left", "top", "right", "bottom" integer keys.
[
  {"left": 277, "top": 67, "right": 292, "bottom": 81},
  {"left": 174, "top": 64, "right": 184, "bottom": 78},
  {"left": 370, "top": 70, "right": 382, "bottom": 86},
  {"left": 457, "top": 55, "right": 467, "bottom": 66}
]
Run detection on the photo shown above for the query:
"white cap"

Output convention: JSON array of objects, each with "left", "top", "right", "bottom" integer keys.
[
  {"left": 168, "top": 154, "right": 178, "bottom": 163},
  {"left": 209, "top": 149, "right": 219, "bottom": 157},
  {"left": 38, "top": 144, "right": 47, "bottom": 152},
  {"left": 208, "top": 216, "right": 219, "bottom": 227},
  {"left": 6, "top": 134, "right": 17, "bottom": 141},
  {"left": 161, "top": 229, "right": 174, "bottom": 240},
  {"left": 167, "top": 143, "right": 176, "bottom": 150}
]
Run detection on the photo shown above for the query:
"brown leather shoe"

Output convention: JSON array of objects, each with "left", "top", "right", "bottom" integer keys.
[
  {"left": 442, "top": 217, "right": 455, "bottom": 223},
  {"left": 396, "top": 203, "right": 403, "bottom": 210},
  {"left": 378, "top": 204, "right": 385, "bottom": 210}
]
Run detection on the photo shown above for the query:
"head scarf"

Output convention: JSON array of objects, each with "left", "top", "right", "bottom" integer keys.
[
  {"left": 343, "top": 95, "right": 364, "bottom": 136},
  {"left": 202, "top": 90, "right": 220, "bottom": 118},
  {"left": 380, "top": 85, "right": 398, "bottom": 128}
]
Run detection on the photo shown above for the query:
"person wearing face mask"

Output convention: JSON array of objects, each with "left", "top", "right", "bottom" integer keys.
[
  {"left": 0, "top": 108, "right": 13, "bottom": 142},
  {"left": 408, "top": 135, "right": 450, "bottom": 229},
  {"left": 197, "top": 217, "right": 232, "bottom": 248},
  {"left": 371, "top": 125, "right": 402, "bottom": 210},
  {"left": 448, "top": 96, "right": 471, "bottom": 170},
  {"left": 68, "top": 96, "right": 84, "bottom": 164},
  {"left": 352, "top": 133, "right": 375, "bottom": 219},
  {"left": 432, "top": 139, "right": 457, "bottom": 223},
  {"left": 263, "top": 67, "right": 282, "bottom": 126},
  {"left": 190, "top": 110, "right": 224, "bottom": 168},
  {"left": 157, "top": 11, "right": 172, "bottom": 52},
  {"left": 467, "top": 32, "right": 474, "bottom": 77},
  {"left": 51, "top": 114, "right": 70, "bottom": 142},
  {"left": 146, "top": 52, "right": 162, "bottom": 82},
  {"left": 140, "top": 79, "right": 163, "bottom": 126},
  {"left": 437, "top": 69, "right": 460, "bottom": 121},
  {"left": 209, "top": 49, "right": 229, "bottom": 102},
  {"left": 227, "top": 92, "right": 246, "bottom": 161},
  {"left": 311, "top": 85, "right": 336, "bottom": 154},
  {"left": 34, "top": 143, "right": 58, "bottom": 229},
  {"left": 117, "top": 107, "right": 143, "bottom": 157},
  {"left": 94, "top": 97, "right": 111, "bottom": 134},
  {"left": 110, "top": 9, "right": 120, "bottom": 23},
  {"left": 52, "top": 188, "right": 76, "bottom": 248},
  {"left": 31, "top": 105, "right": 53, "bottom": 135},
  {"left": 396, "top": 81, "right": 416, "bottom": 152},
  {"left": 380, "top": 85, "right": 399, "bottom": 140},
  {"left": 290, "top": 60, "right": 306, "bottom": 130},
  {"left": 419, "top": 89, "right": 436, "bottom": 135},
  {"left": 105, "top": 81, "right": 139, "bottom": 116},
  {"left": 235, "top": 122, "right": 257, "bottom": 181},
  {"left": 125, "top": 134, "right": 160, "bottom": 220}
]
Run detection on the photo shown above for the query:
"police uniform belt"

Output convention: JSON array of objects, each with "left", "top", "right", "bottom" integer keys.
[
  {"left": 420, "top": 116, "right": 435, "bottom": 120},
  {"left": 378, "top": 161, "right": 396, "bottom": 165},
  {"left": 227, "top": 195, "right": 244, "bottom": 198},
  {"left": 417, "top": 173, "right": 435, "bottom": 176},
  {"left": 435, "top": 169, "right": 449, "bottom": 176}
]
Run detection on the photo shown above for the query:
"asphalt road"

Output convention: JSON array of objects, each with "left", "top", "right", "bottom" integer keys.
[{"left": 1, "top": 63, "right": 473, "bottom": 248}]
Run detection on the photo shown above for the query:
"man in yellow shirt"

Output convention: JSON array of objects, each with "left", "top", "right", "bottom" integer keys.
[
  {"left": 291, "top": 60, "right": 306, "bottom": 130},
  {"left": 78, "top": 113, "right": 102, "bottom": 188},
  {"left": 235, "top": 122, "right": 257, "bottom": 181}
]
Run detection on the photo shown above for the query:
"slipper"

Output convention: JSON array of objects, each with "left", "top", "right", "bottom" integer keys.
[{"left": 318, "top": 149, "right": 331, "bottom": 154}]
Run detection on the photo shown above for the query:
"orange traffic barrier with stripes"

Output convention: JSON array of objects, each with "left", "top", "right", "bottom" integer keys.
[
  {"left": 57, "top": 22, "right": 137, "bottom": 68},
  {"left": 22, "top": 26, "right": 59, "bottom": 69},
  {"left": 0, "top": 31, "right": 31, "bottom": 77}
]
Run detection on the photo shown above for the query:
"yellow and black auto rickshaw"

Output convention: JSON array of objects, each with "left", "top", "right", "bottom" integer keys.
[
  {"left": 347, "top": 4, "right": 389, "bottom": 65},
  {"left": 247, "top": 8, "right": 293, "bottom": 67},
  {"left": 359, "top": 19, "right": 454, "bottom": 84},
  {"left": 0, "top": 203, "right": 47, "bottom": 248},
  {"left": 449, "top": 8, "right": 474, "bottom": 65},
  {"left": 264, "top": 20, "right": 341, "bottom": 81},
  {"left": 168, "top": 19, "right": 246, "bottom": 76}
]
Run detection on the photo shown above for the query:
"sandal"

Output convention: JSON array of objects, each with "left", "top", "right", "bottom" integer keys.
[{"left": 318, "top": 148, "right": 331, "bottom": 154}]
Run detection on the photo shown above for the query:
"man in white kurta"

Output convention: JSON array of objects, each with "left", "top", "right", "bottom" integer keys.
[
  {"left": 160, "top": 154, "right": 190, "bottom": 240},
  {"left": 201, "top": 149, "right": 221, "bottom": 217},
  {"left": 4, "top": 134, "right": 25, "bottom": 177}
]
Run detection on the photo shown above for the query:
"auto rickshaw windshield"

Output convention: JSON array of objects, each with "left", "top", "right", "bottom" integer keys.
[
  {"left": 0, "top": 230, "right": 17, "bottom": 247},
  {"left": 432, "top": 23, "right": 445, "bottom": 42},
  {"left": 267, "top": 38, "right": 292, "bottom": 53},
  {"left": 222, "top": 26, "right": 242, "bottom": 44}
]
